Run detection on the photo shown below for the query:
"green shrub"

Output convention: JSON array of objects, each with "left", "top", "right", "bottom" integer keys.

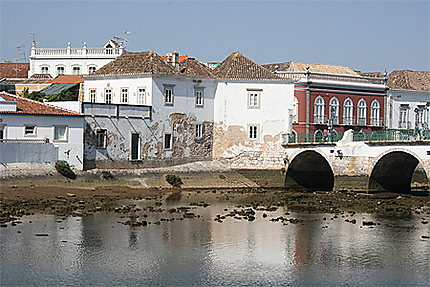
[
  {"left": 219, "top": 174, "right": 226, "bottom": 179},
  {"left": 165, "top": 174, "right": 183, "bottom": 187},
  {"left": 55, "top": 160, "right": 76, "bottom": 179}
]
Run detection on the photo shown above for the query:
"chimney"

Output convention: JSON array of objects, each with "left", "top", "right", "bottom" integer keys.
[{"left": 166, "top": 51, "right": 180, "bottom": 71}]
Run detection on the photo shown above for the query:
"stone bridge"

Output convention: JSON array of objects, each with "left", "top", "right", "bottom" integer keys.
[{"left": 284, "top": 131, "right": 430, "bottom": 192}]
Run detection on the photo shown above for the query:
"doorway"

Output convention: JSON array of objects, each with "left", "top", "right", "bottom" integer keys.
[{"left": 131, "top": 133, "right": 140, "bottom": 160}]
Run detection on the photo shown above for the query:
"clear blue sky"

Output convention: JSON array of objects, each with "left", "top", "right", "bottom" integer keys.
[{"left": 1, "top": 0, "right": 429, "bottom": 73}]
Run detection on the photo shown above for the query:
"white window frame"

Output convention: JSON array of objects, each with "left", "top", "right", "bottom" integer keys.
[
  {"left": 72, "top": 66, "right": 81, "bottom": 75},
  {"left": 57, "top": 66, "right": 65, "bottom": 76},
  {"left": 247, "top": 90, "right": 261, "bottom": 109},
  {"left": 371, "top": 100, "right": 381, "bottom": 126},
  {"left": 88, "top": 66, "right": 97, "bottom": 74},
  {"left": 343, "top": 98, "right": 354, "bottom": 125},
  {"left": 314, "top": 96, "right": 325, "bottom": 124},
  {"left": 121, "top": 87, "right": 129, "bottom": 104},
  {"left": 357, "top": 99, "right": 367, "bottom": 125},
  {"left": 24, "top": 125, "right": 36, "bottom": 137},
  {"left": 105, "top": 88, "right": 112, "bottom": 104},
  {"left": 163, "top": 133, "right": 173, "bottom": 150},
  {"left": 41, "top": 66, "right": 49, "bottom": 75},
  {"left": 137, "top": 87, "right": 146, "bottom": 105},
  {"left": 195, "top": 123, "right": 204, "bottom": 139},
  {"left": 248, "top": 124, "right": 259, "bottom": 140},
  {"left": 163, "top": 85, "right": 174, "bottom": 106},
  {"left": 329, "top": 97, "right": 339, "bottom": 125},
  {"left": 195, "top": 89, "right": 204, "bottom": 107},
  {"left": 96, "top": 129, "right": 107, "bottom": 149},
  {"left": 53, "top": 125, "right": 68, "bottom": 142},
  {"left": 89, "top": 89, "right": 96, "bottom": 103}
]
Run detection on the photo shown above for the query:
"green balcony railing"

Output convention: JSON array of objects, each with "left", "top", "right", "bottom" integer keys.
[{"left": 286, "top": 129, "right": 430, "bottom": 144}]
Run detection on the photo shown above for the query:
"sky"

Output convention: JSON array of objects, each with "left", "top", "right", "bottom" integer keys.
[{"left": 1, "top": 0, "right": 429, "bottom": 73}]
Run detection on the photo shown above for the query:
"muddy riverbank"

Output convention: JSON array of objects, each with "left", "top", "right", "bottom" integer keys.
[{"left": 1, "top": 168, "right": 429, "bottom": 226}]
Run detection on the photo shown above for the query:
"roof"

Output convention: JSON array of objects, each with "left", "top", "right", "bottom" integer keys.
[
  {"left": 30, "top": 74, "right": 53, "bottom": 79},
  {"left": 47, "top": 75, "right": 84, "bottom": 84},
  {"left": 263, "top": 61, "right": 360, "bottom": 76},
  {"left": 178, "top": 58, "right": 215, "bottom": 78},
  {"left": 214, "top": 52, "right": 280, "bottom": 80},
  {"left": 91, "top": 51, "right": 179, "bottom": 76},
  {"left": 160, "top": 55, "right": 191, "bottom": 63},
  {"left": 387, "top": 70, "right": 430, "bottom": 91},
  {"left": 0, "top": 63, "right": 30, "bottom": 78},
  {"left": 39, "top": 83, "right": 80, "bottom": 95},
  {"left": 0, "top": 92, "right": 82, "bottom": 116},
  {"left": 0, "top": 78, "right": 50, "bottom": 85}
]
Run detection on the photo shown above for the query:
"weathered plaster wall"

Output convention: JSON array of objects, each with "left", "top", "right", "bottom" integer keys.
[{"left": 213, "top": 80, "right": 295, "bottom": 169}]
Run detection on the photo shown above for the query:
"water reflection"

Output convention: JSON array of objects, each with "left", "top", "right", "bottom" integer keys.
[{"left": 1, "top": 205, "right": 429, "bottom": 286}]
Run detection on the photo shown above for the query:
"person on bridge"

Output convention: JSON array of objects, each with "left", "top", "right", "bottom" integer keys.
[{"left": 323, "top": 129, "right": 329, "bottom": 142}]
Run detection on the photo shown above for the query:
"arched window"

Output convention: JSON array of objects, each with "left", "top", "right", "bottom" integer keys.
[
  {"left": 343, "top": 98, "right": 354, "bottom": 125},
  {"left": 329, "top": 97, "right": 339, "bottom": 125},
  {"left": 371, "top": 100, "right": 381, "bottom": 126},
  {"left": 57, "top": 66, "right": 65, "bottom": 76},
  {"left": 314, "top": 96, "right": 325, "bottom": 124},
  {"left": 314, "top": 130, "right": 323, "bottom": 142},
  {"left": 72, "top": 66, "right": 81, "bottom": 75},
  {"left": 41, "top": 66, "right": 49, "bottom": 75},
  {"left": 88, "top": 66, "right": 97, "bottom": 74},
  {"left": 357, "top": 99, "right": 367, "bottom": 125}
]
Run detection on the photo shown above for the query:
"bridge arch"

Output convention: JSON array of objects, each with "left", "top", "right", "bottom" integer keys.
[
  {"left": 285, "top": 150, "right": 334, "bottom": 191},
  {"left": 368, "top": 149, "right": 429, "bottom": 193}
]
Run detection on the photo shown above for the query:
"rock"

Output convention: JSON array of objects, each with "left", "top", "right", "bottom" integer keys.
[{"left": 66, "top": 193, "right": 76, "bottom": 197}]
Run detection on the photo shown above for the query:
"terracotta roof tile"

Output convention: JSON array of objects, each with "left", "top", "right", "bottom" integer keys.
[
  {"left": 0, "top": 63, "right": 29, "bottom": 78},
  {"left": 30, "top": 74, "right": 52, "bottom": 80},
  {"left": 263, "top": 61, "right": 360, "bottom": 76},
  {"left": 160, "top": 55, "right": 190, "bottom": 63},
  {"left": 178, "top": 58, "right": 215, "bottom": 78},
  {"left": 214, "top": 52, "right": 280, "bottom": 80},
  {"left": 0, "top": 92, "right": 82, "bottom": 116},
  {"left": 0, "top": 78, "right": 50, "bottom": 85},
  {"left": 387, "top": 70, "right": 430, "bottom": 91},
  {"left": 47, "top": 75, "right": 84, "bottom": 84},
  {"left": 91, "top": 51, "right": 179, "bottom": 76}
]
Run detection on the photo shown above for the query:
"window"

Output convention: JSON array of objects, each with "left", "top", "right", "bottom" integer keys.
[
  {"left": 88, "top": 66, "right": 97, "bottom": 74},
  {"left": 357, "top": 99, "right": 367, "bottom": 125},
  {"left": 248, "top": 125, "right": 258, "bottom": 139},
  {"left": 195, "top": 89, "right": 204, "bottom": 107},
  {"left": 415, "top": 105, "right": 425, "bottom": 125},
  {"left": 371, "top": 100, "right": 381, "bottom": 126},
  {"left": 0, "top": 126, "right": 5, "bottom": 140},
  {"left": 41, "top": 66, "right": 49, "bottom": 74},
  {"left": 72, "top": 66, "right": 81, "bottom": 75},
  {"left": 164, "top": 133, "right": 172, "bottom": 150},
  {"left": 343, "top": 99, "right": 354, "bottom": 125},
  {"left": 121, "top": 88, "right": 128, "bottom": 103},
  {"left": 24, "top": 125, "right": 36, "bottom": 136},
  {"left": 248, "top": 91, "right": 260, "bottom": 109},
  {"left": 137, "top": 87, "right": 146, "bottom": 105},
  {"left": 57, "top": 66, "right": 65, "bottom": 76},
  {"left": 54, "top": 126, "right": 67, "bottom": 141},
  {"left": 399, "top": 105, "right": 409, "bottom": 129},
  {"left": 329, "top": 97, "right": 339, "bottom": 125},
  {"left": 105, "top": 88, "right": 112, "bottom": 104},
  {"left": 314, "top": 96, "right": 325, "bottom": 124},
  {"left": 195, "top": 124, "right": 204, "bottom": 139},
  {"left": 89, "top": 89, "right": 96, "bottom": 103},
  {"left": 164, "top": 86, "right": 174, "bottom": 105},
  {"left": 96, "top": 129, "right": 107, "bottom": 148},
  {"left": 292, "top": 97, "right": 298, "bottom": 123}
]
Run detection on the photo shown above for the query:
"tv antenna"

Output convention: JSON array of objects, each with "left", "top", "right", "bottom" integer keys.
[
  {"left": 113, "top": 31, "right": 130, "bottom": 46},
  {"left": 30, "top": 32, "right": 38, "bottom": 47},
  {"left": 16, "top": 45, "right": 26, "bottom": 62}
]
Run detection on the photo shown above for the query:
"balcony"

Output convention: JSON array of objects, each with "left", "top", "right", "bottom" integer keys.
[
  {"left": 314, "top": 115, "right": 328, "bottom": 124},
  {"left": 31, "top": 47, "right": 124, "bottom": 57},
  {"left": 343, "top": 116, "right": 355, "bottom": 126}
]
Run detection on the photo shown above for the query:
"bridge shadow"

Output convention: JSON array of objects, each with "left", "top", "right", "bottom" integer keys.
[
  {"left": 368, "top": 151, "right": 429, "bottom": 193},
  {"left": 285, "top": 150, "right": 334, "bottom": 191}
]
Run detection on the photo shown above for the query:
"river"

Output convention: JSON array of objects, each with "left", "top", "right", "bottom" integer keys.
[{"left": 1, "top": 200, "right": 429, "bottom": 286}]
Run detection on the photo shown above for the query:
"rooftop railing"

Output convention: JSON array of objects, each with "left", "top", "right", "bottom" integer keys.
[
  {"left": 275, "top": 71, "right": 386, "bottom": 85},
  {"left": 32, "top": 47, "right": 123, "bottom": 56}
]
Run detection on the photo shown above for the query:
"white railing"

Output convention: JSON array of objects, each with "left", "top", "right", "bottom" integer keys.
[
  {"left": 33, "top": 47, "right": 123, "bottom": 56},
  {"left": 275, "top": 71, "right": 385, "bottom": 85}
]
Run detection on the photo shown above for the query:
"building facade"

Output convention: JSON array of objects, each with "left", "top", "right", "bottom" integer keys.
[
  {"left": 0, "top": 92, "right": 85, "bottom": 169},
  {"left": 28, "top": 40, "right": 124, "bottom": 78}
]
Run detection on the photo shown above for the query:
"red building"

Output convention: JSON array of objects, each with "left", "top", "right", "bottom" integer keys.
[{"left": 264, "top": 62, "right": 387, "bottom": 140}]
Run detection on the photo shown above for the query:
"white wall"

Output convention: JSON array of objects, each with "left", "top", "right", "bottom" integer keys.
[
  {"left": 213, "top": 80, "right": 295, "bottom": 163},
  {"left": 0, "top": 114, "right": 85, "bottom": 170},
  {"left": 387, "top": 89, "right": 430, "bottom": 129},
  {"left": 47, "top": 101, "right": 82, "bottom": 113}
]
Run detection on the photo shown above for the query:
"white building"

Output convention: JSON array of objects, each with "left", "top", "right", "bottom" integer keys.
[
  {"left": 212, "top": 52, "right": 295, "bottom": 168},
  {"left": 0, "top": 92, "right": 85, "bottom": 170},
  {"left": 82, "top": 51, "right": 217, "bottom": 168},
  {"left": 386, "top": 70, "right": 430, "bottom": 130},
  {"left": 28, "top": 39, "right": 124, "bottom": 78}
]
